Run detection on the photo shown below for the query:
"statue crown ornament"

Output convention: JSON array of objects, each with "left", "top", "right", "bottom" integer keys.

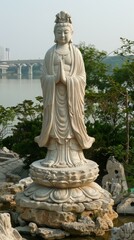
[{"left": 55, "top": 11, "right": 72, "bottom": 24}]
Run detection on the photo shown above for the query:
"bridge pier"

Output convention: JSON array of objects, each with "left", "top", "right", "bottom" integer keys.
[
  {"left": 17, "top": 64, "right": 22, "bottom": 76},
  {"left": 28, "top": 64, "right": 34, "bottom": 77},
  {"left": 2, "top": 68, "right": 7, "bottom": 75},
  {"left": 0, "top": 64, "right": 9, "bottom": 76}
]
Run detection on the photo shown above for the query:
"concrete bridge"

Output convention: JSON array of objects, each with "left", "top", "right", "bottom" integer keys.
[{"left": 0, "top": 59, "right": 44, "bottom": 76}]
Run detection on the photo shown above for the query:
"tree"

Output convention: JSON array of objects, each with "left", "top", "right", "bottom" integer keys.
[
  {"left": 2, "top": 97, "right": 46, "bottom": 169},
  {"left": 115, "top": 37, "right": 134, "bottom": 56},
  {"left": 0, "top": 105, "right": 16, "bottom": 146},
  {"left": 79, "top": 42, "right": 134, "bottom": 167},
  {"left": 79, "top": 43, "right": 107, "bottom": 89},
  {"left": 114, "top": 38, "right": 134, "bottom": 163}
]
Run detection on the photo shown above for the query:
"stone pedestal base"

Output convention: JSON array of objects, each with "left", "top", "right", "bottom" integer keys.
[
  {"left": 30, "top": 159, "right": 99, "bottom": 188},
  {"left": 15, "top": 182, "right": 118, "bottom": 236}
]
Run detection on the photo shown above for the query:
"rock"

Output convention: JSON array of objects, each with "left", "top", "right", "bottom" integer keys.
[
  {"left": 29, "top": 222, "right": 38, "bottom": 235},
  {"left": 102, "top": 156, "right": 128, "bottom": 204},
  {"left": 0, "top": 172, "right": 6, "bottom": 181},
  {"left": 0, "top": 182, "right": 14, "bottom": 191},
  {"left": 12, "top": 165, "right": 29, "bottom": 180},
  {"left": 8, "top": 183, "right": 24, "bottom": 194},
  {"left": 117, "top": 194, "right": 134, "bottom": 214},
  {"left": 20, "top": 208, "right": 76, "bottom": 228},
  {"left": 18, "top": 216, "right": 27, "bottom": 227},
  {"left": 16, "top": 223, "right": 70, "bottom": 239},
  {"left": 0, "top": 148, "right": 25, "bottom": 183},
  {"left": 0, "top": 194, "right": 14, "bottom": 203},
  {"left": 15, "top": 226, "right": 31, "bottom": 235},
  {"left": 37, "top": 227, "right": 70, "bottom": 239},
  {"left": 111, "top": 222, "right": 134, "bottom": 240},
  {"left": 2, "top": 147, "right": 10, "bottom": 153},
  {"left": 62, "top": 220, "right": 97, "bottom": 235},
  {"left": 15, "top": 183, "right": 117, "bottom": 236},
  {"left": 96, "top": 215, "right": 113, "bottom": 231},
  {"left": 62, "top": 202, "right": 85, "bottom": 213},
  {"left": 19, "top": 177, "right": 33, "bottom": 188},
  {"left": 84, "top": 200, "right": 102, "bottom": 210},
  {"left": 0, "top": 213, "right": 23, "bottom": 240},
  {"left": 6, "top": 173, "right": 21, "bottom": 183},
  {"left": 1, "top": 147, "right": 19, "bottom": 158},
  {"left": 78, "top": 215, "right": 95, "bottom": 225}
]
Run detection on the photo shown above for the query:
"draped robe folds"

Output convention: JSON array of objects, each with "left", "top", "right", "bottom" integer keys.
[{"left": 35, "top": 44, "right": 95, "bottom": 150}]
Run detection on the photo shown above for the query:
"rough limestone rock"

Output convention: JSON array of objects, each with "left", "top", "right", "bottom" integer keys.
[
  {"left": 117, "top": 194, "right": 134, "bottom": 214},
  {"left": 0, "top": 177, "right": 33, "bottom": 211},
  {"left": 111, "top": 222, "right": 134, "bottom": 240},
  {"left": 0, "top": 213, "right": 22, "bottom": 240},
  {"left": 37, "top": 227, "right": 70, "bottom": 239},
  {"left": 15, "top": 183, "right": 118, "bottom": 234},
  {"left": 0, "top": 147, "right": 24, "bottom": 183},
  {"left": 102, "top": 156, "right": 128, "bottom": 204},
  {"left": 16, "top": 222, "right": 70, "bottom": 239}
]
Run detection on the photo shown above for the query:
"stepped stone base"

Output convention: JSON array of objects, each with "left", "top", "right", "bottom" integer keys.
[{"left": 15, "top": 182, "right": 118, "bottom": 236}]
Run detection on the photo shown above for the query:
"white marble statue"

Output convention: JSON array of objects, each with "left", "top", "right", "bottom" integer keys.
[
  {"left": 35, "top": 11, "right": 95, "bottom": 168},
  {"left": 15, "top": 12, "right": 117, "bottom": 237}
]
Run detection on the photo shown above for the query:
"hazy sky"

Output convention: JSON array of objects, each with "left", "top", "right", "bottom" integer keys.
[{"left": 0, "top": 0, "right": 134, "bottom": 60}]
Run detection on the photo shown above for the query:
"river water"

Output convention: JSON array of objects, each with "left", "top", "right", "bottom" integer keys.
[{"left": 0, "top": 77, "right": 42, "bottom": 107}]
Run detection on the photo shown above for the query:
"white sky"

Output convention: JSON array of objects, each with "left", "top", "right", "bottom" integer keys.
[{"left": 0, "top": 0, "right": 134, "bottom": 60}]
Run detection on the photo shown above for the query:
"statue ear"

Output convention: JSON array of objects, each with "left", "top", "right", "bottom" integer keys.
[{"left": 54, "top": 37, "right": 57, "bottom": 43}]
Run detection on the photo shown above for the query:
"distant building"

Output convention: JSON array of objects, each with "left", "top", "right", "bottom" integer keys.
[{"left": 0, "top": 46, "right": 4, "bottom": 60}]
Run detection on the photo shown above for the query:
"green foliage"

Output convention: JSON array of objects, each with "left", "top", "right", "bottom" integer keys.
[
  {"left": 2, "top": 97, "right": 46, "bottom": 169},
  {"left": 11, "top": 118, "right": 46, "bottom": 168},
  {"left": 0, "top": 105, "right": 15, "bottom": 125},
  {"left": 80, "top": 41, "right": 134, "bottom": 165},
  {"left": 115, "top": 37, "right": 134, "bottom": 56},
  {"left": 15, "top": 98, "right": 43, "bottom": 121},
  {"left": 0, "top": 105, "right": 16, "bottom": 146},
  {"left": 79, "top": 43, "right": 108, "bottom": 90},
  {"left": 123, "top": 160, "right": 134, "bottom": 188},
  {"left": 107, "top": 145, "right": 126, "bottom": 162}
]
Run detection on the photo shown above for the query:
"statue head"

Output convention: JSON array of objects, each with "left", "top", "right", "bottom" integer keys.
[{"left": 54, "top": 11, "right": 73, "bottom": 44}]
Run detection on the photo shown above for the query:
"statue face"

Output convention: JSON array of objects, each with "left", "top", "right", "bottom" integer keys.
[{"left": 55, "top": 26, "right": 72, "bottom": 44}]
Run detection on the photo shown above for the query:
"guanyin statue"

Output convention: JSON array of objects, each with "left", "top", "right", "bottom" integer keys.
[{"left": 35, "top": 11, "right": 95, "bottom": 168}]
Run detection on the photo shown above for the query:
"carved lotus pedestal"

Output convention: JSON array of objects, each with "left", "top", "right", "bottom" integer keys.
[{"left": 15, "top": 159, "right": 118, "bottom": 237}]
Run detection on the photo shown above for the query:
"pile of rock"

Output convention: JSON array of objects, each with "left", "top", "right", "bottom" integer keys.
[
  {"left": 0, "top": 177, "right": 71, "bottom": 239},
  {"left": 0, "top": 147, "right": 24, "bottom": 183},
  {"left": 0, "top": 177, "right": 32, "bottom": 210}
]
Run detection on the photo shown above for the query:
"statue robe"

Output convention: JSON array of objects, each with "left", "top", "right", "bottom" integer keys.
[{"left": 35, "top": 44, "right": 94, "bottom": 149}]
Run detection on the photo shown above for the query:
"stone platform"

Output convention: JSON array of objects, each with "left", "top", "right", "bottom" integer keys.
[{"left": 15, "top": 181, "right": 118, "bottom": 236}]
